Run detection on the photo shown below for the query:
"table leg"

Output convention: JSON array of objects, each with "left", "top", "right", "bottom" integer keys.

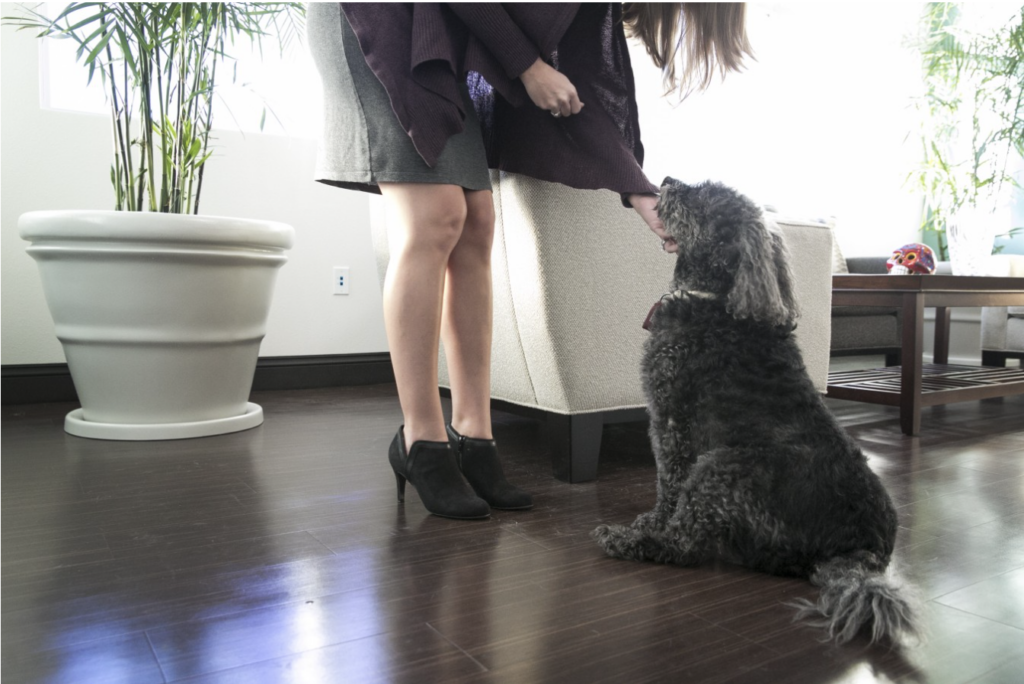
[
  {"left": 901, "top": 292, "right": 924, "bottom": 435},
  {"left": 934, "top": 306, "right": 951, "bottom": 364}
]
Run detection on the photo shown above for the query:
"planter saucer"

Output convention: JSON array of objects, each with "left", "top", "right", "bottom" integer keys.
[{"left": 64, "top": 403, "right": 264, "bottom": 441}]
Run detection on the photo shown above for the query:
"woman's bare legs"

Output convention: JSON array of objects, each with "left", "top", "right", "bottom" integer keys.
[
  {"left": 378, "top": 182, "right": 470, "bottom": 445},
  {"left": 442, "top": 188, "right": 495, "bottom": 440},
  {"left": 379, "top": 181, "right": 530, "bottom": 511}
]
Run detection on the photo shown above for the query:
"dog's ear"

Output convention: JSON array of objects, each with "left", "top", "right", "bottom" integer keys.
[{"left": 727, "top": 218, "right": 799, "bottom": 327}]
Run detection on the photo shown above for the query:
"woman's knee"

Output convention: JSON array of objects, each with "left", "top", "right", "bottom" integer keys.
[
  {"left": 382, "top": 183, "right": 468, "bottom": 258},
  {"left": 413, "top": 203, "right": 468, "bottom": 258},
  {"left": 458, "top": 190, "right": 495, "bottom": 256}
]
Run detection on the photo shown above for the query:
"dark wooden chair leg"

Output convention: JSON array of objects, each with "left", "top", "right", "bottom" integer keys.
[
  {"left": 545, "top": 412, "right": 604, "bottom": 483},
  {"left": 981, "top": 350, "right": 1008, "bottom": 367}
]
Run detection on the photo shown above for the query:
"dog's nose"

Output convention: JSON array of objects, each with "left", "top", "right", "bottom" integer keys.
[{"left": 661, "top": 177, "right": 687, "bottom": 191}]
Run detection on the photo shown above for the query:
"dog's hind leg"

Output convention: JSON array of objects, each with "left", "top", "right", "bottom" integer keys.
[{"left": 646, "top": 448, "right": 778, "bottom": 567}]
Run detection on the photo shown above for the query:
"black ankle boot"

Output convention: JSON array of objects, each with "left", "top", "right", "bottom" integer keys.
[
  {"left": 447, "top": 424, "right": 534, "bottom": 510},
  {"left": 388, "top": 428, "right": 489, "bottom": 520}
]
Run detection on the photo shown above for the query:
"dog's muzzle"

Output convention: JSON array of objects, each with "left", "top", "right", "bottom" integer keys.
[{"left": 661, "top": 176, "right": 685, "bottom": 190}]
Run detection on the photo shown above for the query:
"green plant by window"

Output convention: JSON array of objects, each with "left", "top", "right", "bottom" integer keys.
[
  {"left": 5, "top": 2, "right": 305, "bottom": 214},
  {"left": 908, "top": 2, "right": 1024, "bottom": 259}
]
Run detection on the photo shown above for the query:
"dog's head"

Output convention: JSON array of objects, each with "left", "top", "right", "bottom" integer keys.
[{"left": 658, "top": 178, "right": 798, "bottom": 327}]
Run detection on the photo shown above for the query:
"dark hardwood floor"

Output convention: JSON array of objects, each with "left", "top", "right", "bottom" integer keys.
[{"left": 2, "top": 385, "right": 1022, "bottom": 683}]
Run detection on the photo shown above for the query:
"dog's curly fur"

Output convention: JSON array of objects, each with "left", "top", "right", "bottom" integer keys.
[{"left": 593, "top": 179, "right": 919, "bottom": 645}]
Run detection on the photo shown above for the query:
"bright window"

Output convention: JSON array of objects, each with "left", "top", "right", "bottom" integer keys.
[
  {"left": 631, "top": 1, "right": 1021, "bottom": 256},
  {"left": 37, "top": 2, "right": 322, "bottom": 139}
]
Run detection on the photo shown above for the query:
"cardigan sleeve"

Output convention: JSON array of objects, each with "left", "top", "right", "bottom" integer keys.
[
  {"left": 446, "top": 4, "right": 540, "bottom": 78},
  {"left": 469, "top": 3, "right": 659, "bottom": 200}
]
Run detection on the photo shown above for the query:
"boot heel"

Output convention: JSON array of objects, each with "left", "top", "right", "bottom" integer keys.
[{"left": 394, "top": 471, "right": 407, "bottom": 502}]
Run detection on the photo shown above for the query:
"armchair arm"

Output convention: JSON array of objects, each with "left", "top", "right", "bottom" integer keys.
[{"left": 845, "top": 256, "right": 889, "bottom": 274}]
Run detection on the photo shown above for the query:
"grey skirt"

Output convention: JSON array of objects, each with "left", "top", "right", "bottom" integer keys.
[{"left": 307, "top": 3, "right": 492, "bottom": 194}]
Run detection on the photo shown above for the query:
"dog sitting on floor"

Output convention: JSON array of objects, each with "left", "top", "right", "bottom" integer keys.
[{"left": 593, "top": 179, "right": 919, "bottom": 645}]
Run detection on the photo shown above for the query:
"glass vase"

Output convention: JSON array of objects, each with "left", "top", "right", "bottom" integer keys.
[{"left": 946, "top": 206, "right": 998, "bottom": 276}]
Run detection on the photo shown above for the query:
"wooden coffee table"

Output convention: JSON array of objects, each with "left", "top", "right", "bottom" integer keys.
[{"left": 826, "top": 274, "right": 1024, "bottom": 435}]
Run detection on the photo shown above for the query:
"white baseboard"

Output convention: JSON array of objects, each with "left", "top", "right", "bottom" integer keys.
[{"left": 929, "top": 354, "right": 980, "bottom": 366}]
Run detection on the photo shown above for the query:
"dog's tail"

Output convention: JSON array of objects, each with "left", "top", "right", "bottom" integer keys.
[{"left": 792, "top": 553, "right": 921, "bottom": 645}]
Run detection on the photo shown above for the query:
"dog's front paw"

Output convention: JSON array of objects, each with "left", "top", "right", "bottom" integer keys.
[
  {"left": 631, "top": 510, "right": 667, "bottom": 533},
  {"left": 592, "top": 524, "right": 647, "bottom": 561}
]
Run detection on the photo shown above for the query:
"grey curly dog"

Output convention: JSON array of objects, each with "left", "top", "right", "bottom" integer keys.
[{"left": 593, "top": 179, "right": 919, "bottom": 645}]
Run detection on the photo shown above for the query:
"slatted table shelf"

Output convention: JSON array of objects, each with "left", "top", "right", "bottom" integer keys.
[{"left": 828, "top": 364, "right": 1024, "bottom": 405}]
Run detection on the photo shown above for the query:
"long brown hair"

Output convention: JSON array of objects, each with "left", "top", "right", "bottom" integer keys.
[{"left": 623, "top": 3, "right": 754, "bottom": 98}]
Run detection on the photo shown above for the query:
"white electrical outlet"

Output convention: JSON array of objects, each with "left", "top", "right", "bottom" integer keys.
[{"left": 333, "top": 267, "right": 350, "bottom": 295}]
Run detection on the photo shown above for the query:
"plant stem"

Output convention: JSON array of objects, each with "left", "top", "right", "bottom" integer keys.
[
  {"left": 154, "top": 9, "right": 169, "bottom": 212},
  {"left": 193, "top": 9, "right": 220, "bottom": 214},
  {"left": 171, "top": 6, "right": 188, "bottom": 213},
  {"left": 106, "top": 44, "right": 132, "bottom": 211},
  {"left": 116, "top": 44, "right": 136, "bottom": 211}
]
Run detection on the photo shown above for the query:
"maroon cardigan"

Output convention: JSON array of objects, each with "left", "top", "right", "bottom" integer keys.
[{"left": 340, "top": 3, "right": 658, "bottom": 198}]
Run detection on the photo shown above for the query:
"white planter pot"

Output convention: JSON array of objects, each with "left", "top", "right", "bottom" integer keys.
[{"left": 19, "top": 210, "right": 293, "bottom": 440}]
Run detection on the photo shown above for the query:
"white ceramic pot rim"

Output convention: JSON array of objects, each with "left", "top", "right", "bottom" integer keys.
[{"left": 19, "top": 210, "right": 293, "bottom": 250}]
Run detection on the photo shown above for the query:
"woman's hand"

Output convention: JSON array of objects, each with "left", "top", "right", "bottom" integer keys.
[
  {"left": 520, "top": 57, "right": 584, "bottom": 117},
  {"left": 629, "top": 193, "right": 677, "bottom": 253}
]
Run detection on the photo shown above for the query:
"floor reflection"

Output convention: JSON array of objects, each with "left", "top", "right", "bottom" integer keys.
[{"left": 7, "top": 425, "right": 273, "bottom": 683}]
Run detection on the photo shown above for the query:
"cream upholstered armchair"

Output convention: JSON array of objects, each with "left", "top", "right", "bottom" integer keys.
[
  {"left": 371, "top": 171, "right": 834, "bottom": 482},
  {"left": 982, "top": 255, "right": 1024, "bottom": 367}
]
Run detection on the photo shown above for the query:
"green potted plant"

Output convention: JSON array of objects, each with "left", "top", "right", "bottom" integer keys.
[
  {"left": 5, "top": 2, "right": 305, "bottom": 440},
  {"left": 909, "top": 2, "right": 1023, "bottom": 273}
]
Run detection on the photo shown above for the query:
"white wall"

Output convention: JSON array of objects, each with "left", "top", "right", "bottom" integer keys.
[{"left": 1, "top": 10, "right": 388, "bottom": 365}]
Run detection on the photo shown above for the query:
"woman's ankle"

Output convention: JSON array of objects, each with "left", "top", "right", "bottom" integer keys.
[
  {"left": 402, "top": 422, "right": 449, "bottom": 446},
  {"left": 449, "top": 418, "right": 493, "bottom": 441}
]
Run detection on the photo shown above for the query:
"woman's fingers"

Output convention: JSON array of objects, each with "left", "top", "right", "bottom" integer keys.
[
  {"left": 548, "top": 90, "right": 582, "bottom": 118},
  {"left": 628, "top": 193, "right": 677, "bottom": 253},
  {"left": 553, "top": 90, "right": 583, "bottom": 117},
  {"left": 522, "top": 58, "right": 584, "bottom": 117},
  {"left": 567, "top": 92, "right": 583, "bottom": 115}
]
